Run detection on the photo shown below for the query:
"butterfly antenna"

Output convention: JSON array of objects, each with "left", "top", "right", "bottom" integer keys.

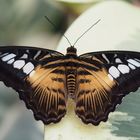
[
  {"left": 44, "top": 16, "right": 72, "bottom": 46},
  {"left": 73, "top": 19, "right": 101, "bottom": 46}
]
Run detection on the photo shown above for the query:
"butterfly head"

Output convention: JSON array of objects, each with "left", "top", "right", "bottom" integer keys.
[{"left": 66, "top": 46, "right": 77, "bottom": 56}]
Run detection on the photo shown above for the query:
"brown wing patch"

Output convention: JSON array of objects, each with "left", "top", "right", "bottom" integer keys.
[
  {"left": 75, "top": 67, "right": 117, "bottom": 125},
  {"left": 24, "top": 65, "right": 67, "bottom": 124}
]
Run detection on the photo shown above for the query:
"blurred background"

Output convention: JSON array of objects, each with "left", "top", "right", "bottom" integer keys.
[{"left": 0, "top": 0, "right": 140, "bottom": 140}]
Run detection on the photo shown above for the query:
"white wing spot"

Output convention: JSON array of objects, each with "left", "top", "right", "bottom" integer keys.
[
  {"left": 127, "top": 59, "right": 140, "bottom": 67},
  {"left": 128, "top": 63, "right": 136, "bottom": 70},
  {"left": 102, "top": 54, "right": 110, "bottom": 63},
  {"left": 135, "top": 58, "right": 140, "bottom": 62},
  {"left": 1, "top": 53, "right": 16, "bottom": 62},
  {"left": 20, "top": 54, "right": 28, "bottom": 59},
  {"left": 7, "top": 58, "right": 15, "bottom": 64},
  {"left": 34, "top": 50, "right": 41, "bottom": 59},
  {"left": 26, "top": 50, "right": 29, "bottom": 53},
  {"left": 109, "top": 66, "right": 120, "bottom": 78},
  {"left": 13, "top": 60, "right": 25, "bottom": 69},
  {"left": 23, "top": 62, "right": 34, "bottom": 75},
  {"left": 0, "top": 53, "right": 9, "bottom": 58},
  {"left": 108, "top": 74, "right": 114, "bottom": 81},
  {"left": 118, "top": 64, "right": 130, "bottom": 74},
  {"left": 115, "top": 58, "right": 122, "bottom": 63}
]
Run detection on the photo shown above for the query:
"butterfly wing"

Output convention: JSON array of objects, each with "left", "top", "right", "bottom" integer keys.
[
  {"left": 0, "top": 46, "right": 67, "bottom": 124},
  {"left": 75, "top": 51, "right": 140, "bottom": 125}
]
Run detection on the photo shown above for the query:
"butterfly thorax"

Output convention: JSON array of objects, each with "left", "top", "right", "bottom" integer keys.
[{"left": 66, "top": 46, "right": 77, "bottom": 56}]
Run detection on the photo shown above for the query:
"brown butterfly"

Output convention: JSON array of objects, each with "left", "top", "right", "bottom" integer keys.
[{"left": 0, "top": 45, "right": 140, "bottom": 125}]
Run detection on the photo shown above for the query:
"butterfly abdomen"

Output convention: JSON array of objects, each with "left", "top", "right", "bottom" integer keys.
[{"left": 66, "top": 68, "right": 77, "bottom": 99}]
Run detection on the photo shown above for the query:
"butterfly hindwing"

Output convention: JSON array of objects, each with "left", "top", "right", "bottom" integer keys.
[
  {"left": 75, "top": 51, "right": 140, "bottom": 125},
  {"left": 26, "top": 65, "right": 67, "bottom": 124},
  {"left": 0, "top": 46, "right": 67, "bottom": 124},
  {"left": 75, "top": 65, "right": 117, "bottom": 125}
]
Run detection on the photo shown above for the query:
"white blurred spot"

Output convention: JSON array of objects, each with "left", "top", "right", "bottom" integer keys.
[
  {"left": 127, "top": 59, "right": 140, "bottom": 67},
  {"left": 118, "top": 64, "right": 130, "bottom": 74},
  {"left": 102, "top": 54, "right": 109, "bottom": 63},
  {"left": 34, "top": 50, "right": 41, "bottom": 59},
  {"left": 20, "top": 54, "right": 28, "bottom": 59},
  {"left": 0, "top": 53, "right": 9, "bottom": 57},
  {"left": 115, "top": 58, "right": 122, "bottom": 63},
  {"left": 109, "top": 66, "right": 120, "bottom": 78},
  {"left": 13, "top": 60, "right": 25, "bottom": 69},
  {"left": 2, "top": 53, "right": 16, "bottom": 62},
  {"left": 7, "top": 58, "right": 15, "bottom": 64},
  {"left": 23, "top": 62, "right": 34, "bottom": 74},
  {"left": 128, "top": 63, "right": 136, "bottom": 70}
]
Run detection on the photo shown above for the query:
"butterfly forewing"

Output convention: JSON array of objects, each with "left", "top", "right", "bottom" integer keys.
[
  {"left": 26, "top": 65, "right": 67, "bottom": 124},
  {"left": 0, "top": 46, "right": 67, "bottom": 124},
  {"left": 76, "top": 51, "right": 140, "bottom": 125}
]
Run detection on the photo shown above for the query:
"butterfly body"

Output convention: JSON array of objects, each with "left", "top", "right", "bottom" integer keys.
[{"left": 0, "top": 46, "right": 140, "bottom": 125}]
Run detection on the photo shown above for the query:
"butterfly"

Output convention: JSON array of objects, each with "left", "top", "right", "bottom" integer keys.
[{"left": 0, "top": 45, "right": 140, "bottom": 126}]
